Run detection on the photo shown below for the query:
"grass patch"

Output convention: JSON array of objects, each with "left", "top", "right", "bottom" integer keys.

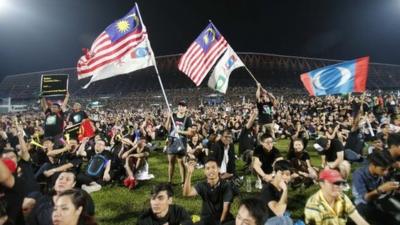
[{"left": 91, "top": 139, "right": 347, "bottom": 224}]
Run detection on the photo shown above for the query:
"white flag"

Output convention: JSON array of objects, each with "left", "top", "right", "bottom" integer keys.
[
  {"left": 207, "top": 46, "right": 244, "bottom": 93},
  {"left": 83, "top": 38, "right": 154, "bottom": 89}
]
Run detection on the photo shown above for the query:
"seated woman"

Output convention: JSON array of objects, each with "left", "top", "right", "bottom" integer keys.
[
  {"left": 186, "top": 133, "right": 207, "bottom": 168},
  {"left": 287, "top": 138, "right": 318, "bottom": 188},
  {"left": 52, "top": 188, "right": 97, "bottom": 225},
  {"left": 121, "top": 139, "right": 152, "bottom": 189}
]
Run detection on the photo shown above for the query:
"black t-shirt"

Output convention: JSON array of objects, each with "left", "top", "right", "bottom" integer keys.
[
  {"left": 287, "top": 151, "right": 311, "bottom": 172},
  {"left": 238, "top": 127, "right": 257, "bottom": 155},
  {"left": 44, "top": 109, "right": 65, "bottom": 138},
  {"left": 27, "top": 190, "right": 95, "bottom": 225},
  {"left": 171, "top": 113, "right": 192, "bottom": 145},
  {"left": 344, "top": 130, "right": 364, "bottom": 155},
  {"left": 137, "top": 204, "right": 193, "bottom": 225},
  {"left": 257, "top": 101, "right": 274, "bottom": 124},
  {"left": 1, "top": 174, "right": 26, "bottom": 225},
  {"left": 253, "top": 145, "right": 281, "bottom": 174},
  {"left": 18, "top": 160, "right": 40, "bottom": 196},
  {"left": 69, "top": 110, "right": 88, "bottom": 125},
  {"left": 260, "top": 182, "right": 282, "bottom": 219},
  {"left": 319, "top": 138, "right": 344, "bottom": 162},
  {"left": 194, "top": 181, "right": 234, "bottom": 225}
]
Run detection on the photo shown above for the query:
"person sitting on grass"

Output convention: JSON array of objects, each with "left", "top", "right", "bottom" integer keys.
[
  {"left": 287, "top": 138, "right": 318, "bottom": 188},
  {"left": 137, "top": 183, "right": 193, "bottom": 225},
  {"left": 305, "top": 168, "right": 369, "bottom": 225},
  {"left": 52, "top": 188, "right": 97, "bottom": 225},
  {"left": 27, "top": 171, "right": 95, "bottom": 225},
  {"left": 183, "top": 157, "right": 234, "bottom": 225},
  {"left": 76, "top": 139, "right": 112, "bottom": 193},
  {"left": 352, "top": 151, "right": 399, "bottom": 225},
  {"left": 233, "top": 197, "right": 268, "bottom": 225},
  {"left": 121, "top": 139, "right": 151, "bottom": 189},
  {"left": 252, "top": 133, "right": 283, "bottom": 189},
  {"left": 313, "top": 137, "right": 351, "bottom": 179},
  {"left": 259, "top": 160, "right": 293, "bottom": 222}
]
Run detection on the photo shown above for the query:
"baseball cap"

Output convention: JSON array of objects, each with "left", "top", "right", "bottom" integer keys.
[
  {"left": 178, "top": 100, "right": 187, "bottom": 107},
  {"left": 2, "top": 158, "right": 17, "bottom": 173},
  {"left": 319, "top": 168, "right": 344, "bottom": 183}
]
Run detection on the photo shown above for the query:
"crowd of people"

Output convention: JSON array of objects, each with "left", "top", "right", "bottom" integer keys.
[{"left": 1, "top": 84, "right": 400, "bottom": 225}]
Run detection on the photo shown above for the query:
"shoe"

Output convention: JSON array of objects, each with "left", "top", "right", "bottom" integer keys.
[
  {"left": 255, "top": 179, "right": 262, "bottom": 190},
  {"left": 82, "top": 183, "right": 102, "bottom": 193}
]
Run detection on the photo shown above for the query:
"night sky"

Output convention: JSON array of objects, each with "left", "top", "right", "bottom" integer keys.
[{"left": 1, "top": 0, "right": 399, "bottom": 80}]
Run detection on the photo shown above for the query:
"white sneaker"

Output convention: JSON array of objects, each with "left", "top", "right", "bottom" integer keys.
[
  {"left": 255, "top": 179, "right": 263, "bottom": 190},
  {"left": 81, "top": 183, "right": 102, "bottom": 193}
]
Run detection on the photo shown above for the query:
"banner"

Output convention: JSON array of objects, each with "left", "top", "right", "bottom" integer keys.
[
  {"left": 40, "top": 74, "right": 69, "bottom": 96},
  {"left": 300, "top": 57, "right": 369, "bottom": 96},
  {"left": 208, "top": 46, "right": 244, "bottom": 93}
]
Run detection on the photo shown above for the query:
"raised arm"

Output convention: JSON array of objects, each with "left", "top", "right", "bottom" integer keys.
[{"left": 183, "top": 161, "right": 198, "bottom": 197}]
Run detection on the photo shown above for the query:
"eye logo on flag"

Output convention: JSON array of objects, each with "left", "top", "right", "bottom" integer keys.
[
  {"left": 225, "top": 55, "right": 237, "bottom": 71},
  {"left": 207, "top": 46, "right": 245, "bottom": 94},
  {"left": 300, "top": 57, "right": 369, "bottom": 96},
  {"left": 131, "top": 47, "right": 149, "bottom": 58}
]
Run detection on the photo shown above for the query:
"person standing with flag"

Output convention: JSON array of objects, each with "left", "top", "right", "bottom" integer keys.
[
  {"left": 256, "top": 83, "right": 278, "bottom": 139},
  {"left": 164, "top": 101, "right": 193, "bottom": 186}
]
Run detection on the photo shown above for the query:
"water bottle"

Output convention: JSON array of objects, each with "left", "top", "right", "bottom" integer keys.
[{"left": 246, "top": 176, "right": 252, "bottom": 192}]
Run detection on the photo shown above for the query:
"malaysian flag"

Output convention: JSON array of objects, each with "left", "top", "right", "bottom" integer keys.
[
  {"left": 178, "top": 22, "right": 228, "bottom": 86},
  {"left": 77, "top": 4, "right": 154, "bottom": 88}
]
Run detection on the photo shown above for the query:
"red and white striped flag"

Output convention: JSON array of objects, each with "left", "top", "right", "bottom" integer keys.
[
  {"left": 77, "top": 4, "right": 154, "bottom": 88},
  {"left": 178, "top": 22, "right": 228, "bottom": 86}
]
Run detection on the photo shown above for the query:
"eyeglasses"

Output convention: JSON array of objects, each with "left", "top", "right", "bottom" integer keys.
[
  {"left": 332, "top": 181, "right": 347, "bottom": 186},
  {"left": 223, "top": 136, "right": 232, "bottom": 139}
]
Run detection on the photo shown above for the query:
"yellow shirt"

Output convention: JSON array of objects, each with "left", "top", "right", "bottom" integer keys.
[{"left": 304, "top": 190, "right": 356, "bottom": 225}]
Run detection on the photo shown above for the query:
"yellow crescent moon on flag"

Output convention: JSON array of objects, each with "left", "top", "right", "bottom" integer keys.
[
  {"left": 203, "top": 28, "right": 216, "bottom": 45},
  {"left": 125, "top": 13, "right": 140, "bottom": 30}
]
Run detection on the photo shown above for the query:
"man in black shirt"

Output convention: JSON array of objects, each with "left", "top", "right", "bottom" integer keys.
[
  {"left": 252, "top": 133, "right": 283, "bottom": 186},
  {"left": 259, "top": 160, "right": 292, "bottom": 220},
  {"left": 209, "top": 130, "right": 236, "bottom": 180},
  {"left": 314, "top": 137, "right": 351, "bottom": 179},
  {"left": 67, "top": 102, "right": 89, "bottom": 139},
  {"left": 138, "top": 183, "right": 192, "bottom": 225},
  {"left": 238, "top": 109, "right": 258, "bottom": 167},
  {"left": 41, "top": 93, "right": 69, "bottom": 140},
  {"left": 256, "top": 83, "right": 277, "bottom": 139},
  {"left": 183, "top": 157, "right": 234, "bottom": 225}
]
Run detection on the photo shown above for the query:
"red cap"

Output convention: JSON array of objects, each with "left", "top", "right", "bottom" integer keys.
[
  {"left": 2, "top": 158, "right": 17, "bottom": 173},
  {"left": 319, "top": 168, "right": 344, "bottom": 183}
]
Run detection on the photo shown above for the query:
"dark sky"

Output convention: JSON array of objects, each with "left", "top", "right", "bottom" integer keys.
[{"left": 1, "top": 0, "right": 400, "bottom": 79}]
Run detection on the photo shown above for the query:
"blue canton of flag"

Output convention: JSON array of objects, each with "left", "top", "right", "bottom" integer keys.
[
  {"left": 105, "top": 6, "right": 142, "bottom": 42},
  {"left": 194, "top": 23, "right": 223, "bottom": 54}
]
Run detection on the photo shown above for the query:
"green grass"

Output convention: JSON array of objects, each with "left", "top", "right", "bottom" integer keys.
[{"left": 91, "top": 139, "right": 339, "bottom": 224}]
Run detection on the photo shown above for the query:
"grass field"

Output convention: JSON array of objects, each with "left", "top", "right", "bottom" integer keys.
[{"left": 91, "top": 139, "right": 334, "bottom": 224}]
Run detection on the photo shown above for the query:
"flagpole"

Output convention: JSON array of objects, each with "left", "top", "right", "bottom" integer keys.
[{"left": 135, "top": 3, "right": 177, "bottom": 130}]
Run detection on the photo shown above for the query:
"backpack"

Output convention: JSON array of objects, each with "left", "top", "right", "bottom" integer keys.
[
  {"left": 87, "top": 154, "right": 108, "bottom": 178},
  {"left": 166, "top": 116, "right": 187, "bottom": 154}
]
